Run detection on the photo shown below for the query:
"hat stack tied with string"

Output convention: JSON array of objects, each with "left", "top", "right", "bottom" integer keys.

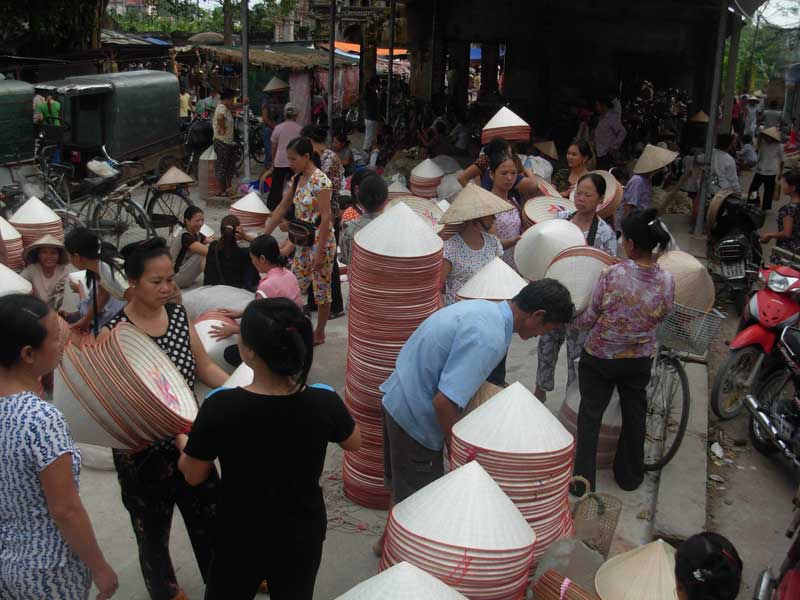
[
  {"left": 229, "top": 191, "right": 270, "bottom": 232},
  {"left": 336, "top": 562, "right": 467, "bottom": 600},
  {"left": 522, "top": 196, "right": 576, "bottom": 228},
  {"left": 380, "top": 461, "right": 536, "bottom": 599},
  {"left": 343, "top": 202, "right": 444, "bottom": 509},
  {"left": 481, "top": 106, "right": 531, "bottom": 144},
  {"left": 515, "top": 219, "right": 586, "bottom": 281},
  {"left": 409, "top": 159, "right": 445, "bottom": 198},
  {"left": 456, "top": 256, "right": 526, "bottom": 302},
  {"left": 53, "top": 322, "right": 198, "bottom": 450},
  {"left": 193, "top": 310, "right": 239, "bottom": 374},
  {"left": 0, "top": 262, "right": 33, "bottom": 296},
  {"left": 438, "top": 182, "right": 514, "bottom": 242},
  {"left": 450, "top": 382, "right": 576, "bottom": 571},
  {"left": 387, "top": 195, "right": 445, "bottom": 233},
  {"left": 0, "top": 216, "right": 24, "bottom": 271},
  {"left": 10, "top": 196, "right": 64, "bottom": 247}
]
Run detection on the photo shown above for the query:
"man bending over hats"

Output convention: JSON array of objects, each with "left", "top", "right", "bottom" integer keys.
[{"left": 373, "top": 279, "right": 574, "bottom": 556}]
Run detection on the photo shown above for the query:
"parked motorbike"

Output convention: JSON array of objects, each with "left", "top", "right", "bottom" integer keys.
[
  {"left": 711, "top": 255, "right": 800, "bottom": 420},
  {"left": 751, "top": 478, "right": 800, "bottom": 599},
  {"left": 706, "top": 190, "right": 765, "bottom": 313}
]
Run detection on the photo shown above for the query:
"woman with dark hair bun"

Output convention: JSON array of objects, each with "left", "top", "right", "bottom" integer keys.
[
  {"left": 203, "top": 214, "right": 259, "bottom": 289},
  {"left": 97, "top": 237, "right": 229, "bottom": 600},
  {"left": 263, "top": 136, "right": 336, "bottom": 346},
  {"left": 553, "top": 138, "right": 592, "bottom": 198},
  {"left": 0, "top": 294, "right": 118, "bottom": 600},
  {"left": 178, "top": 298, "right": 361, "bottom": 600},
  {"left": 675, "top": 532, "right": 742, "bottom": 600},
  {"left": 572, "top": 208, "right": 674, "bottom": 494}
]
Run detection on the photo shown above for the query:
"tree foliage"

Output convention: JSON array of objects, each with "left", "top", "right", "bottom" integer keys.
[{"left": 3, "top": 0, "right": 109, "bottom": 54}]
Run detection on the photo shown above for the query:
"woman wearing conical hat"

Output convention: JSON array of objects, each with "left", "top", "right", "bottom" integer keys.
[
  {"left": 20, "top": 235, "right": 70, "bottom": 311},
  {"left": 616, "top": 144, "right": 678, "bottom": 226}
]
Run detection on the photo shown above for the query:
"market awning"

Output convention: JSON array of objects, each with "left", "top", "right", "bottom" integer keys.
[{"left": 333, "top": 41, "right": 408, "bottom": 56}]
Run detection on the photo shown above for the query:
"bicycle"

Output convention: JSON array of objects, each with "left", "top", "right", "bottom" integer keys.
[
  {"left": 140, "top": 171, "right": 194, "bottom": 233},
  {"left": 643, "top": 303, "right": 725, "bottom": 470}
]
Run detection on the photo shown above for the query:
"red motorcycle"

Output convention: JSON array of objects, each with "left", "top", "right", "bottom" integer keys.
[{"left": 711, "top": 248, "right": 800, "bottom": 420}]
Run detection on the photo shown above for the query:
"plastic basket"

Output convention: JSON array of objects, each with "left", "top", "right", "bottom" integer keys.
[{"left": 655, "top": 303, "right": 724, "bottom": 355}]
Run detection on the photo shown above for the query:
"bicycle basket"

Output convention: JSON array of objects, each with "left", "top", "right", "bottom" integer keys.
[{"left": 655, "top": 303, "right": 724, "bottom": 355}]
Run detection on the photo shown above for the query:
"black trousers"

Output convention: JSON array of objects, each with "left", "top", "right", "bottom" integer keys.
[
  {"left": 574, "top": 351, "right": 653, "bottom": 492},
  {"left": 204, "top": 540, "right": 323, "bottom": 600},
  {"left": 267, "top": 166, "right": 293, "bottom": 211},
  {"left": 749, "top": 172, "right": 777, "bottom": 211}
]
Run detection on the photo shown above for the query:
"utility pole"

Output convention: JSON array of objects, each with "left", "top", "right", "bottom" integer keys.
[
  {"left": 241, "top": 0, "right": 251, "bottom": 182},
  {"left": 328, "top": 0, "right": 336, "bottom": 144},
  {"left": 386, "top": 0, "right": 396, "bottom": 126}
]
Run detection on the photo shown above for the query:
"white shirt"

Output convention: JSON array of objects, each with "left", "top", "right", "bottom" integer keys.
[
  {"left": 712, "top": 149, "right": 741, "bottom": 192},
  {"left": 755, "top": 139, "right": 784, "bottom": 176}
]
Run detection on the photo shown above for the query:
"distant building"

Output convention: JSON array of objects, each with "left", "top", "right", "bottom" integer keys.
[{"left": 107, "top": 0, "right": 155, "bottom": 16}]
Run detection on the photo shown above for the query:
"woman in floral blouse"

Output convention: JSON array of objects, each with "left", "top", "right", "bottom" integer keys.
[
  {"left": 264, "top": 136, "right": 335, "bottom": 346},
  {"left": 572, "top": 208, "right": 674, "bottom": 495},
  {"left": 761, "top": 168, "right": 800, "bottom": 257}
]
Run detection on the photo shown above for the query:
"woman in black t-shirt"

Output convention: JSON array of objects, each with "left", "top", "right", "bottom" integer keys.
[
  {"left": 172, "top": 206, "right": 212, "bottom": 288},
  {"left": 203, "top": 214, "right": 258, "bottom": 290},
  {"left": 178, "top": 298, "right": 361, "bottom": 600}
]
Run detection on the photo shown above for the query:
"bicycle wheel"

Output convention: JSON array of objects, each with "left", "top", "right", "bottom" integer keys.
[
  {"left": 147, "top": 189, "right": 193, "bottom": 231},
  {"left": 644, "top": 354, "right": 690, "bottom": 471},
  {"left": 54, "top": 208, "right": 84, "bottom": 239},
  {"left": 90, "top": 198, "right": 153, "bottom": 248}
]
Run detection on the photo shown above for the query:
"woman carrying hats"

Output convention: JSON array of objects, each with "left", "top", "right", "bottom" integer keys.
[
  {"left": 457, "top": 137, "right": 540, "bottom": 200},
  {"left": 553, "top": 139, "right": 591, "bottom": 198},
  {"left": 617, "top": 144, "right": 678, "bottom": 226},
  {"left": 97, "top": 238, "right": 229, "bottom": 600},
  {"left": 264, "top": 136, "right": 335, "bottom": 346},
  {"left": 20, "top": 234, "right": 71, "bottom": 311},
  {"left": 572, "top": 209, "right": 674, "bottom": 494},
  {"left": 440, "top": 183, "right": 511, "bottom": 307},
  {"left": 0, "top": 293, "right": 119, "bottom": 600},
  {"left": 749, "top": 126, "right": 784, "bottom": 210},
  {"left": 534, "top": 173, "right": 617, "bottom": 402}
]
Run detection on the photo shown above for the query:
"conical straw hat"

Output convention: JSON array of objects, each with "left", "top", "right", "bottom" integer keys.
[
  {"left": 633, "top": 144, "right": 678, "bottom": 174},
  {"left": 264, "top": 76, "right": 289, "bottom": 92},
  {"left": 10, "top": 196, "right": 59, "bottom": 225},
  {"left": 454, "top": 381, "right": 573, "bottom": 453},
  {"left": 524, "top": 196, "right": 576, "bottom": 224},
  {"left": 0, "top": 216, "right": 21, "bottom": 240},
  {"left": 432, "top": 154, "right": 461, "bottom": 174},
  {"left": 456, "top": 257, "right": 526, "bottom": 301},
  {"left": 392, "top": 461, "right": 535, "bottom": 550},
  {"left": 657, "top": 250, "right": 715, "bottom": 312},
  {"left": 689, "top": 110, "right": 710, "bottom": 124},
  {"left": 411, "top": 158, "right": 445, "bottom": 180},
  {"left": 232, "top": 191, "right": 269, "bottom": 214},
  {"left": 194, "top": 317, "right": 238, "bottom": 374},
  {"left": 545, "top": 247, "right": 617, "bottom": 313},
  {"left": 483, "top": 106, "right": 530, "bottom": 130},
  {"left": 759, "top": 126, "right": 782, "bottom": 142},
  {"left": 157, "top": 166, "right": 194, "bottom": 187},
  {"left": 534, "top": 141, "right": 559, "bottom": 161},
  {"left": 0, "top": 262, "right": 32, "bottom": 295},
  {"left": 388, "top": 180, "right": 410, "bottom": 194},
  {"left": 387, "top": 196, "right": 445, "bottom": 230},
  {"left": 23, "top": 234, "right": 68, "bottom": 265},
  {"left": 224, "top": 362, "right": 254, "bottom": 388},
  {"left": 355, "top": 202, "right": 444, "bottom": 258},
  {"left": 514, "top": 219, "right": 586, "bottom": 281},
  {"left": 440, "top": 183, "right": 514, "bottom": 224},
  {"left": 335, "top": 562, "right": 468, "bottom": 599},
  {"left": 595, "top": 539, "right": 677, "bottom": 600}
]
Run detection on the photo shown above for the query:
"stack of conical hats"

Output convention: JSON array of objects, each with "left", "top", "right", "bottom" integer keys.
[
  {"left": 387, "top": 196, "right": 445, "bottom": 233},
  {"left": 10, "top": 197, "right": 64, "bottom": 247},
  {"left": 545, "top": 247, "right": 617, "bottom": 313},
  {"left": 515, "top": 219, "right": 586, "bottom": 281},
  {"left": 481, "top": 107, "right": 531, "bottom": 144},
  {"left": 522, "top": 196, "right": 576, "bottom": 228},
  {"left": 229, "top": 191, "right": 270, "bottom": 230},
  {"left": 343, "top": 203, "right": 444, "bottom": 509},
  {"left": 0, "top": 216, "right": 24, "bottom": 271},
  {"left": 380, "top": 461, "right": 536, "bottom": 599},
  {"left": 336, "top": 562, "right": 467, "bottom": 599},
  {"left": 0, "top": 262, "right": 32, "bottom": 296},
  {"left": 387, "top": 179, "right": 411, "bottom": 199},
  {"left": 450, "top": 382, "right": 576, "bottom": 567},
  {"left": 595, "top": 539, "right": 677, "bottom": 599},
  {"left": 409, "top": 159, "right": 445, "bottom": 198}
]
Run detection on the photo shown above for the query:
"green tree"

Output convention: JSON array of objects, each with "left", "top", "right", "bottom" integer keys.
[{"left": 5, "top": 0, "right": 109, "bottom": 53}]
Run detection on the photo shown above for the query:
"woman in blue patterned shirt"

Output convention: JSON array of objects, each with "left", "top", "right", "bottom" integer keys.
[{"left": 0, "top": 294, "right": 117, "bottom": 599}]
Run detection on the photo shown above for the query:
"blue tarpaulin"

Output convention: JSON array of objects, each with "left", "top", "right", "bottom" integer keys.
[{"left": 144, "top": 37, "right": 171, "bottom": 46}]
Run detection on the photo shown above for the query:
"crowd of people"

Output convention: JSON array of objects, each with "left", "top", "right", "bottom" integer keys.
[{"left": 6, "top": 79, "right": 796, "bottom": 600}]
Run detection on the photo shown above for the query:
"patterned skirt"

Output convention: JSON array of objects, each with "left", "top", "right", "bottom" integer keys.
[{"left": 213, "top": 140, "right": 237, "bottom": 187}]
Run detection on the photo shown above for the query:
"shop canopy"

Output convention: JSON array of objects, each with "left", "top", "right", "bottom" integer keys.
[{"left": 333, "top": 41, "right": 408, "bottom": 56}]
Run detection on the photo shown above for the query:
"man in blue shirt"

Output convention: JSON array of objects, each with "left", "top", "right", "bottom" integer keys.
[{"left": 374, "top": 279, "right": 573, "bottom": 554}]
